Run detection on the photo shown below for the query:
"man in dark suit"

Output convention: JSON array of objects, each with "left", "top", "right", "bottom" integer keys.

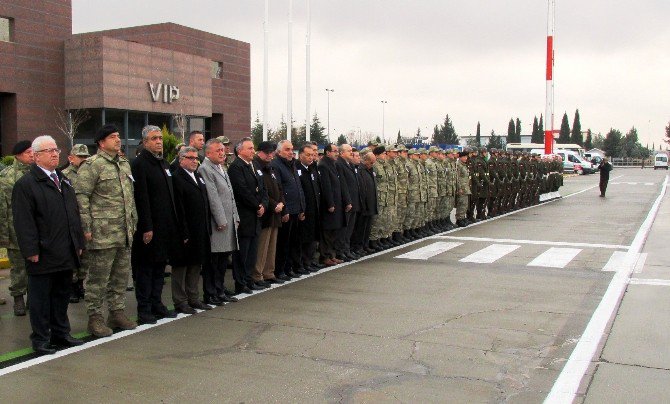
[
  {"left": 12, "top": 136, "right": 85, "bottom": 355},
  {"left": 335, "top": 144, "right": 360, "bottom": 261},
  {"left": 297, "top": 144, "right": 322, "bottom": 271},
  {"left": 317, "top": 144, "right": 352, "bottom": 266},
  {"left": 131, "top": 125, "right": 181, "bottom": 324},
  {"left": 352, "top": 150, "right": 378, "bottom": 254},
  {"left": 171, "top": 147, "right": 213, "bottom": 314},
  {"left": 227, "top": 137, "right": 269, "bottom": 294}
]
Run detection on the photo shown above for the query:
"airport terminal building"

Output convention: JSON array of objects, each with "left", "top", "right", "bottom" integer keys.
[{"left": 0, "top": 0, "right": 250, "bottom": 156}]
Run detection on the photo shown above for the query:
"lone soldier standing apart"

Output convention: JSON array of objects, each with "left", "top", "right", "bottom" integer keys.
[
  {"left": 0, "top": 140, "right": 34, "bottom": 315},
  {"left": 75, "top": 124, "right": 138, "bottom": 337},
  {"left": 455, "top": 150, "right": 471, "bottom": 227},
  {"left": 62, "top": 143, "right": 90, "bottom": 303}
]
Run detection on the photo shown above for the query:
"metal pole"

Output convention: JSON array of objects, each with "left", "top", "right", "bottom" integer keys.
[
  {"left": 381, "top": 100, "right": 388, "bottom": 141},
  {"left": 305, "top": 0, "right": 311, "bottom": 142},
  {"left": 326, "top": 88, "right": 334, "bottom": 137},
  {"left": 544, "top": 0, "right": 555, "bottom": 155},
  {"left": 263, "top": 0, "right": 269, "bottom": 141},
  {"left": 287, "top": 0, "right": 293, "bottom": 141}
]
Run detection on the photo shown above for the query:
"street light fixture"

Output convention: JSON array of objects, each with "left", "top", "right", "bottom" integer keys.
[
  {"left": 381, "top": 100, "right": 388, "bottom": 141},
  {"left": 326, "top": 88, "right": 334, "bottom": 137}
]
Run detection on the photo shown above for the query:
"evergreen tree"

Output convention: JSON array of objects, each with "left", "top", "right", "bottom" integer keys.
[
  {"left": 571, "top": 109, "right": 583, "bottom": 145},
  {"left": 487, "top": 130, "right": 504, "bottom": 150},
  {"left": 515, "top": 118, "right": 522, "bottom": 143},
  {"left": 558, "top": 112, "right": 571, "bottom": 144},
  {"left": 432, "top": 125, "right": 442, "bottom": 144},
  {"left": 665, "top": 121, "right": 670, "bottom": 145},
  {"left": 584, "top": 129, "right": 593, "bottom": 150},
  {"left": 336, "top": 134, "right": 347, "bottom": 145},
  {"left": 592, "top": 133, "right": 605, "bottom": 149},
  {"left": 439, "top": 115, "right": 459, "bottom": 145},
  {"left": 603, "top": 128, "right": 623, "bottom": 157},
  {"left": 506, "top": 118, "right": 515, "bottom": 144},
  {"left": 538, "top": 114, "right": 544, "bottom": 137},
  {"left": 531, "top": 116, "right": 542, "bottom": 143},
  {"left": 293, "top": 124, "right": 307, "bottom": 146},
  {"left": 251, "top": 113, "right": 264, "bottom": 147},
  {"left": 308, "top": 113, "right": 327, "bottom": 146},
  {"left": 396, "top": 130, "right": 402, "bottom": 144},
  {"left": 622, "top": 127, "right": 642, "bottom": 158},
  {"left": 475, "top": 122, "right": 481, "bottom": 146},
  {"left": 374, "top": 136, "right": 382, "bottom": 144}
]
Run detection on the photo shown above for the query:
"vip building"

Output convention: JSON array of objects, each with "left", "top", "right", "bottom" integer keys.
[{"left": 0, "top": 0, "right": 250, "bottom": 156}]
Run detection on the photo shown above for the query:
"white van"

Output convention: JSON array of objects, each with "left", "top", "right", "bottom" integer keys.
[
  {"left": 533, "top": 149, "right": 594, "bottom": 174},
  {"left": 654, "top": 153, "right": 669, "bottom": 170}
]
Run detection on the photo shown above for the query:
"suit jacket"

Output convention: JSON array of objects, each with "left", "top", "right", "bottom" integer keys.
[
  {"left": 358, "top": 165, "right": 378, "bottom": 216},
  {"left": 172, "top": 167, "right": 211, "bottom": 266},
  {"left": 253, "top": 156, "right": 284, "bottom": 229},
  {"left": 131, "top": 149, "right": 182, "bottom": 265},
  {"left": 198, "top": 158, "right": 239, "bottom": 253},
  {"left": 12, "top": 164, "right": 84, "bottom": 275},
  {"left": 336, "top": 157, "right": 359, "bottom": 212},
  {"left": 318, "top": 156, "right": 347, "bottom": 230},
  {"left": 297, "top": 161, "right": 321, "bottom": 242},
  {"left": 227, "top": 157, "right": 269, "bottom": 238}
]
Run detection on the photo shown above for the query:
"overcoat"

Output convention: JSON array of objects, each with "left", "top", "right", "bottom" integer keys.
[{"left": 198, "top": 158, "right": 239, "bottom": 253}]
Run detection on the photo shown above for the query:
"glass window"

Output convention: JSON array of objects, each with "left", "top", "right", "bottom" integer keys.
[
  {"left": 211, "top": 61, "right": 223, "bottom": 79},
  {"left": 188, "top": 117, "right": 204, "bottom": 133},
  {"left": 74, "top": 109, "right": 103, "bottom": 145},
  {"left": 128, "top": 112, "right": 146, "bottom": 140},
  {"left": 0, "top": 17, "right": 12, "bottom": 42},
  {"left": 147, "top": 113, "right": 171, "bottom": 133}
]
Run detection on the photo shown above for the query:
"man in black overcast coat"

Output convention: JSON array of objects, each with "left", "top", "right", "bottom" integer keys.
[
  {"left": 297, "top": 143, "right": 322, "bottom": 271},
  {"left": 131, "top": 125, "right": 181, "bottom": 324},
  {"left": 12, "top": 135, "right": 85, "bottom": 355},
  {"left": 335, "top": 144, "right": 360, "bottom": 261},
  {"left": 352, "top": 150, "right": 378, "bottom": 254}
]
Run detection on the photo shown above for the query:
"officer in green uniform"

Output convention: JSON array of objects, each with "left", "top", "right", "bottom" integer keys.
[
  {"left": 394, "top": 145, "right": 411, "bottom": 243},
  {"left": 369, "top": 146, "right": 390, "bottom": 250},
  {"left": 0, "top": 140, "right": 34, "bottom": 315},
  {"left": 455, "top": 150, "right": 471, "bottom": 227},
  {"left": 61, "top": 143, "right": 91, "bottom": 303},
  {"left": 424, "top": 146, "right": 440, "bottom": 233},
  {"left": 466, "top": 148, "right": 479, "bottom": 223},
  {"left": 384, "top": 145, "right": 400, "bottom": 245},
  {"left": 416, "top": 148, "right": 429, "bottom": 236},
  {"left": 404, "top": 149, "right": 421, "bottom": 239},
  {"left": 75, "top": 124, "right": 138, "bottom": 337}
]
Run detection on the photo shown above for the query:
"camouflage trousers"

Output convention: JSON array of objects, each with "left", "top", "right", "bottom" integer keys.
[
  {"left": 427, "top": 197, "right": 439, "bottom": 221},
  {"left": 456, "top": 194, "right": 470, "bottom": 220},
  {"left": 404, "top": 201, "right": 418, "bottom": 230},
  {"left": 84, "top": 247, "right": 131, "bottom": 316},
  {"left": 396, "top": 195, "right": 408, "bottom": 232},
  {"left": 7, "top": 248, "right": 27, "bottom": 297},
  {"left": 370, "top": 205, "right": 388, "bottom": 240},
  {"left": 385, "top": 204, "right": 397, "bottom": 238},
  {"left": 438, "top": 195, "right": 449, "bottom": 220},
  {"left": 413, "top": 202, "right": 426, "bottom": 228},
  {"left": 446, "top": 195, "right": 455, "bottom": 222}
]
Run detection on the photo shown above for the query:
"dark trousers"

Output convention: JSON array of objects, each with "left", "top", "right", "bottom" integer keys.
[
  {"left": 27, "top": 270, "right": 72, "bottom": 346},
  {"left": 203, "top": 252, "right": 230, "bottom": 299},
  {"left": 275, "top": 214, "right": 299, "bottom": 275},
  {"left": 300, "top": 240, "right": 318, "bottom": 267},
  {"left": 320, "top": 229, "right": 339, "bottom": 260},
  {"left": 134, "top": 261, "right": 166, "bottom": 315},
  {"left": 600, "top": 176, "right": 609, "bottom": 196},
  {"left": 234, "top": 235, "right": 259, "bottom": 288},
  {"left": 337, "top": 210, "right": 357, "bottom": 253},
  {"left": 351, "top": 212, "right": 367, "bottom": 250},
  {"left": 171, "top": 264, "right": 201, "bottom": 306}
]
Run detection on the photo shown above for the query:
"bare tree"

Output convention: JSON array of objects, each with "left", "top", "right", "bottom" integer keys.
[
  {"left": 172, "top": 110, "right": 188, "bottom": 144},
  {"left": 54, "top": 108, "right": 90, "bottom": 149}
]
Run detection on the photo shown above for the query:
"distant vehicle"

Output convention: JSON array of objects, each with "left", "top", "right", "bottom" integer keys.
[
  {"left": 654, "top": 153, "right": 668, "bottom": 170},
  {"left": 507, "top": 142, "right": 585, "bottom": 157},
  {"left": 553, "top": 149, "right": 595, "bottom": 175}
]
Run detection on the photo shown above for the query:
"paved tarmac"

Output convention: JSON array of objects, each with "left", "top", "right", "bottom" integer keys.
[{"left": 0, "top": 168, "right": 667, "bottom": 403}]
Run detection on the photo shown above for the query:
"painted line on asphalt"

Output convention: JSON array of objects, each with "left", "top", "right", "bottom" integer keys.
[
  {"left": 545, "top": 174, "right": 669, "bottom": 403},
  {"left": 628, "top": 278, "right": 670, "bottom": 286},
  {"left": 438, "top": 236, "right": 628, "bottom": 250},
  {"left": 0, "top": 176, "right": 618, "bottom": 377},
  {"left": 527, "top": 247, "right": 582, "bottom": 268},
  {"left": 395, "top": 242, "right": 462, "bottom": 260},
  {"left": 459, "top": 244, "right": 520, "bottom": 264},
  {"left": 601, "top": 251, "right": 634, "bottom": 272}
]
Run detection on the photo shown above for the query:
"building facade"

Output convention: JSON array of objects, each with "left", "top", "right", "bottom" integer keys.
[{"left": 0, "top": 0, "right": 250, "bottom": 156}]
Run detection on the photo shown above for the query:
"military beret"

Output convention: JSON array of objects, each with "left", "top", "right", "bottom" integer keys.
[
  {"left": 12, "top": 140, "right": 32, "bottom": 155},
  {"left": 94, "top": 124, "right": 120, "bottom": 143},
  {"left": 372, "top": 146, "right": 386, "bottom": 155},
  {"left": 257, "top": 141, "right": 276, "bottom": 154},
  {"left": 216, "top": 136, "right": 231, "bottom": 144},
  {"left": 458, "top": 151, "right": 469, "bottom": 157},
  {"left": 71, "top": 143, "right": 90, "bottom": 157}
]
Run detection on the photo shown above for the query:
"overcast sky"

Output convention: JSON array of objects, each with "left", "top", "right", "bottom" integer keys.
[{"left": 72, "top": 0, "right": 669, "bottom": 147}]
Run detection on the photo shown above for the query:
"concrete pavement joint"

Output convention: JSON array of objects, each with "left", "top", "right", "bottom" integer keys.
[{"left": 598, "top": 358, "right": 670, "bottom": 372}]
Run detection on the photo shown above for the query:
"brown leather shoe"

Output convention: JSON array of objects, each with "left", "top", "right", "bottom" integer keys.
[{"left": 322, "top": 258, "right": 336, "bottom": 266}]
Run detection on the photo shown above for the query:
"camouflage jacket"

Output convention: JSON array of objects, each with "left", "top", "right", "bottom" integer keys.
[
  {"left": 456, "top": 160, "right": 471, "bottom": 195},
  {"left": 373, "top": 159, "right": 389, "bottom": 207},
  {"left": 0, "top": 161, "right": 31, "bottom": 248},
  {"left": 424, "top": 158, "right": 439, "bottom": 198},
  {"left": 74, "top": 150, "right": 138, "bottom": 249},
  {"left": 405, "top": 158, "right": 422, "bottom": 203}
]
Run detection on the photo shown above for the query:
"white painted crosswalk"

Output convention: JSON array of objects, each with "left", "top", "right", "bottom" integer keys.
[
  {"left": 395, "top": 239, "right": 634, "bottom": 271},
  {"left": 459, "top": 244, "right": 520, "bottom": 264}
]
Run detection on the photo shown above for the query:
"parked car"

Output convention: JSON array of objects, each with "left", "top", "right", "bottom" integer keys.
[
  {"left": 555, "top": 150, "right": 595, "bottom": 175},
  {"left": 654, "top": 153, "right": 669, "bottom": 170}
]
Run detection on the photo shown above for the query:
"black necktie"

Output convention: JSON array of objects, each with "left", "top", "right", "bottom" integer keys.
[{"left": 50, "top": 173, "right": 61, "bottom": 191}]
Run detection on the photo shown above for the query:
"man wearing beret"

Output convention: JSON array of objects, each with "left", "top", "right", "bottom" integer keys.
[
  {"left": 0, "top": 140, "right": 34, "bottom": 315},
  {"left": 61, "top": 143, "right": 91, "bottom": 303},
  {"left": 455, "top": 151, "right": 471, "bottom": 227},
  {"left": 74, "top": 124, "right": 138, "bottom": 336}
]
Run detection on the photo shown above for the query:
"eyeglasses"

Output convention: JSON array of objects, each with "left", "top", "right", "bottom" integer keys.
[
  {"left": 182, "top": 156, "right": 198, "bottom": 160},
  {"left": 36, "top": 148, "right": 61, "bottom": 154}
]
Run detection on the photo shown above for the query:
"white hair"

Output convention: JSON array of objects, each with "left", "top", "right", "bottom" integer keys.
[{"left": 32, "top": 135, "right": 57, "bottom": 152}]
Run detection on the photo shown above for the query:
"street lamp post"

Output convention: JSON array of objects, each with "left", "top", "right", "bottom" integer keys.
[
  {"left": 326, "top": 88, "right": 334, "bottom": 137},
  {"left": 381, "top": 100, "right": 388, "bottom": 141}
]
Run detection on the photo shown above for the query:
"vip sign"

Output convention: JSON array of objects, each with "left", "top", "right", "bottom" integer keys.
[{"left": 148, "top": 82, "right": 180, "bottom": 103}]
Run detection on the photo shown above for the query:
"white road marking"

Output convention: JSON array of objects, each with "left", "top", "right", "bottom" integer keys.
[
  {"left": 528, "top": 247, "right": 582, "bottom": 268},
  {"left": 601, "top": 251, "right": 636, "bottom": 272},
  {"left": 545, "top": 175, "right": 669, "bottom": 403},
  {"left": 438, "top": 236, "right": 628, "bottom": 250},
  {"left": 633, "top": 253, "right": 648, "bottom": 274},
  {"left": 644, "top": 183, "right": 654, "bottom": 186},
  {"left": 395, "top": 242, "right": 462, "bottom": 260},
  {"left": 460, "top": 244, "right": 520, "bottom": 264},
  {"left": 628, "top": 278, "right": 670, "bottom": 286}
]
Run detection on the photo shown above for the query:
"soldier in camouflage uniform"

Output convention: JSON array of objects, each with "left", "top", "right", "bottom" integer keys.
[
  {"left": 404, "top": 149, "right": 422, "bottom": 239},
  {"left": 0, "top": 140, "right": 34, "bottom": 315},
  {"left": 62, "top": 143, "right": 91, "bottom": 303},
  {"left": 369, "top": 146, "right": 390, "bottom": 250},
  {"left": 424, "top": 147, "right": 440, "bottom": 233},
  {"left": 434, "top": 149, "right": 449, "bottom": 230},
  {"left": 415, "top": 148, "right": 429, "bottom": 236},
  {"left": 394, "top": 145, "right": 411, "bottom": 243},
  {"left": 445, "top": 149, "right": 458, "bottom": 228},
  {"left": 384, "top": 146, "right": 400, "bottom": 245},
  {"left": 486, "top": 149, "right": 500, "bottom": 217},
  {"left": 455, "top": 151, "right": 471, "bottom": 227},
  {"left": 216, "top": 136, "right": 233, "bottom": 170},
  {"left": 476, "top": 147, "right": 492, "bottom": 220},
  {"left": 74, "top": 124, "right": 138, "bottom": 337},
  {"left": 466, "top": 148, "right": 480, "bottom": 223}
]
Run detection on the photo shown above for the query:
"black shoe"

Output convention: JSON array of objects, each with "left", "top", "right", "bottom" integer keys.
[
  {"left": 204, "top": 297, "right": 225, "bottom": 306},
  {"left": 152, "top": 306, "right": 178, "bottom": 319},
  {"left": 306, "top": 265, "right": 320, "bottom": 273},
  {"left": 175, "top": 303, "right": 197, "bottom": 315},
  {"left": 138, "top": 313, "right": 158, "bottom": 325},
  {"left": 33, "top": 342, "right": 56, "bottom": 355},
  {"left": 219, "top": 294, "right": 239, "bottom": 303},
  {"left": 189, "top": 301, "right": 213, "bottom": 310},
  {"left": 235, "top": 286, "right": 253, "bottom": 295},
  {"left": 267, "top": 277, "right": 286, "bottom": 284},
  {"left": 345, "top": 252, "right": 359, "bottom": 260},
  {"left": 223, "top": 288, "right": 235, "bottom": 297},
  {"left": 286, "top": 271, "right": 301, "bottom": 278},
  {"left": 276, "top": 274, "right": 291, "bottom": 281},
  {"left": 312, "top": 263, "right": 326, "bottom": 269},
  {"left": 364, "top": 247, "right": 376, "bottom": 254},
  {"left": 256, "top": 280, "right": 272, "bottom": 287},
  {"left": 50, "top": 334, "right": 84, "bottom": 348},
  {"left": 294, "top": 268, "right": 311, "bottom": 275}
]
